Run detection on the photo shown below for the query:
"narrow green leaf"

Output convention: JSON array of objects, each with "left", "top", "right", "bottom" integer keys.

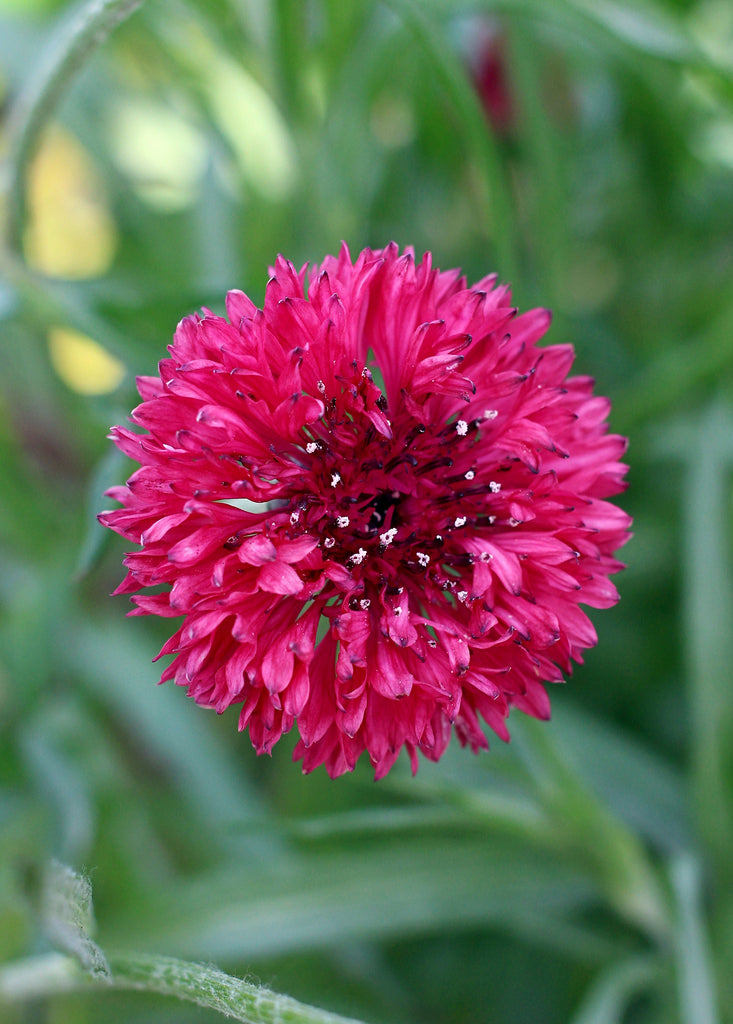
[
  {"left": 68, "top": 617, "right": 277, "bottom": 856},
  {"left": 42, "top": 861, "right": 110, "bottom": 980},
  {"left": 73, "top": 447, "right": 128, "bottom": 580},
  {"left": 2, "top": 0, "right": 146, "bottom": 253},
  {"left": 670, "top": 855, "right": 720, "bottom": 1024},
  {"left": 2, "top": 863, "right": 371, "bottom": 1024},
  {"left": 655, "top": 403, "right": 733, "bottom": 877},
  {"left": 108, "top": 835, "right": 598, "bottom": 961},
  {"left": 383, "top": 0, "right": 520, "bottom": 283},
  {"left": 548, "top": 701, "right": 692, "bottom": 854},
  {"left": 569, "top": 954, "right": 661, "bottom": 1024},
  {"left": 506, "top": 22, "right": 569, "bottom": 306},
  {"left": 19, "top": 720, "right": 95, "bottom": 865}
]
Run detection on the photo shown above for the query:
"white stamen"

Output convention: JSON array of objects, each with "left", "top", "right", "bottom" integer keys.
[
  {"left": 508, "top": 517, "right": 521, "bottom": 527},
  {"left": 306, "top": 442, "right": 318, "bottom": 454},
  {"left": 324, "top": 537, "right": 335, "bottom": 548},
  {"left": 457, "top": 590, "right": 468, "bottom": 603},
  {"left": 427, "top": 639, "right": 437, "bottom": 648},
  {"left": 317, "top": 380, "right": 326, "bottom": 393},
  {"left": 455, "top": 419, "right": 468, "bottom": 436},
  {"left": 489, "top": 481, "right": 501, "bottom": 493},
  {"left": 349, "top": 547, "right": 367, "bottom": 565},
  {"left": 331, "top": 472, "right": 341, "bottom": 487},
  {"left": 416, "top": 552, "right": 430, "bottom": 567},
  {"left": 488, "top": 515, "right": 496, "bottom": 525},
  {"left": 480, "top": 551, "right": 492, "bottom": 562},
  {"left": 464, "top": 470, "right": 475, "bottom": 480},
  {"left": 454, "top": 516, "right": 467, "bottom": 528},
  {"left": 336, "top": 515, "right": 350, "bottom": 528},
  {"left": 360, "top": 599, "right": 371, "bottom": 610},
  {"left": 380, "top": 527, "right": 398, "bottom": 547},
  {"left": 290, "top": 510, "right": 300, "bottom": 524},
  {"left": 484, "top": 409, "right": 498, "bottom": 420},
  {"left": 394, "top": 607, "right": 402, "bottom": 616}
]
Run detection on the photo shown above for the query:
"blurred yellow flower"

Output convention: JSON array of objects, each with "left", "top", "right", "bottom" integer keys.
[
  {"left": 48, "top": 327, "right": 125, "bottom": 395},
  {"left": 24, "top": 127, "right": 117, "bottom": 279}
]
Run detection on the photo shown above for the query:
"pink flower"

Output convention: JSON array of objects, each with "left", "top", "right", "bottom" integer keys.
[{"left": 100, "top": 244, "right": 630, "bottom": 779}]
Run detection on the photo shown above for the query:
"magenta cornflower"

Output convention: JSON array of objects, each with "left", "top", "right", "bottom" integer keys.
[{"left": 100, "top": 243, "right": 630, "bottom": 779}]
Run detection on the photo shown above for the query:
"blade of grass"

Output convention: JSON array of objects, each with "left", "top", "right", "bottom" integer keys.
[
  {"left": 2, "top": 0, "right": 146, "bottom": 255},
  {"left": 108, "top": 834, "right": 598, "bottom": 961},
  {"left": 506, "top": 21, "right": 569, "bottom": 307},
  {"left": 569, "top": 954, "right": 662, "bottom": 1024},
  {"left": 383, "top": 0, "right": 520, "bottom": 284},
  {"left": 654, "top": 403, "right": 733, "bottom": 880},
  {"left": 670, "top": 855, "right": 720, "bottom": 1024}
]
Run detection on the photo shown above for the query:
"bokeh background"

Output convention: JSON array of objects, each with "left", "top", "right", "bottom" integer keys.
[{"left": 1, "top": 0, "right": 733, "bottom": 1022}]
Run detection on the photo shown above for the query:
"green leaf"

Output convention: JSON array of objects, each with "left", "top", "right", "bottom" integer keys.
[
  {"left": 654, "top": 402, "right": 733, "bottom": 878},
  {"left": 42, "top": 860, "right": 110, "bottom": 979},
  {"left": 67, "top": 617, "right": 279, "bottom": 858},
  {"left": 670, "top": 855, "right": 720, "bottom": 1024},
  {"left": 73, "top": 446, "right": 128, "bottom": 580},
  {"left": 2, "top": 0, "right": 147, "bottom": 253},
  {"left": 107, "top": 834, "right": 599, "bottom": 962},
  {"left": 2, "top": 863, "right": 371, "bottom": 1024},
  {"left": 383, "top": 0, "right": 520, "bottom": 283},
  {"left": 569, "top": 954, "right": 661, "bottom": 1024}
]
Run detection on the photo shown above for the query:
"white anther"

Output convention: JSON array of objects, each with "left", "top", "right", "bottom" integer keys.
[
  {"left": 317, "top": 380, "right": 326, "bottom": 393},
  {"left": 489, "top": 481, "right": 501, "bottom": 493},
  {"left": 484, "top": 409, "right": 498, "bottom": 420},
  {"left": 290, "top": 510, "right": 300, "bottom": 524},
  {"left": 331, "top": 472, "right": 341, "bottom": 487},
  {"left": 416, "top": 552, "right": 430, "bottom": 567},
  {"left": 508, "top": 517, "right": 521, "bottom": 527},
  {"left": 456, "top": 419, "right": 468, "bottom": 436},
  {"left": 427, "top": 639, "right": 437, "bottom": 648},
  {"left": 480, "top": 551, "right": 492, "bottom": 562},
  {"left": 488, "top": 515, "right": 496, "bottom": 525},
  {"left": 306, "top": 442, "right": 319, "bottom": 454},
  {"left": 394, "top": 607, "right": 402, "bottom": 616},
  {"left": 454, "top": 516, "right": 467, "bottom": 528},
  {"left": 324, "top": 537, "right": 335, "bottom": 548},
  {"left": 380, "top": 527, "right": 398, "bottom": 547},
  {"left": 464, "top": 470, "right": 475, "bottom": 480},
  {"left": 457, "top": 590, "right": 468, "bottom": 603},
  {"left": 349, "top": 547, "right": 367, "bottom": 565},
  {"left": 336, "top": 515, "right": 350, "bottom": 528},
  {"left": 360, "top": 599, "right": 371, "bottom": 610}
]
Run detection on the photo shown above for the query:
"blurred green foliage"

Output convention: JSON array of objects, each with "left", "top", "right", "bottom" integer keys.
[{"left": 1, "top": 0, "right": 733, "bottom": 1022}]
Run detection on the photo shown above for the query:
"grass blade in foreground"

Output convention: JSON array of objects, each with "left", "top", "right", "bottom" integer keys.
[{"left": 2, "top": 0, "right": 146, "bottom": 253}]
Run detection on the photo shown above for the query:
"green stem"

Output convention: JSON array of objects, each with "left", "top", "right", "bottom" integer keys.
[
  {"left": 2, "top": 0, "right": 146, "bottom": 255},
  {"left": 382, "top": 0, "right": 520, "bottom": 286},
  {"left": 670, "top": 856, "right": 720, "bottom": 1024},
  {"left": 0, "top": 951, "right": 370, "bottom": 1024},
  {"left": 517, "top": 718, "right": 672, "bottom": 943}
]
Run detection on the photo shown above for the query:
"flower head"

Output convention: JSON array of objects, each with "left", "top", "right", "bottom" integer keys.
[{"left": 100, "top": 243, "right": 630, "bottom": 779}]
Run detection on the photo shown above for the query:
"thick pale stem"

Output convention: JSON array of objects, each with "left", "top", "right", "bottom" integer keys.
[{"left": 0, "top": 951, "right": 369, "bottom": 1024}]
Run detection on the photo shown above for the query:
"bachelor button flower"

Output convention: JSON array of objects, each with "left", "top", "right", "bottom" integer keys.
[{"left": 100, "top": 243, "right": 630, "bottom": 779}]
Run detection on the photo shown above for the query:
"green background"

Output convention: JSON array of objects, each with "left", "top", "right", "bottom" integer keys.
[{"left": 1, "top": 1, "right": 733, "bottom": 1022}]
